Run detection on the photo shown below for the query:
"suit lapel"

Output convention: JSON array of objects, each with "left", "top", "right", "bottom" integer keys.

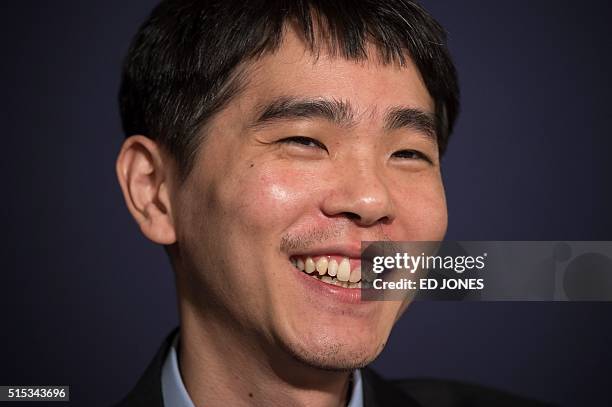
[
  {"left": 361, "top": 367, "right": 422, "bottom": 407},
  {"left": 114, "top": 328, "right": 179, "bottom": 407}
]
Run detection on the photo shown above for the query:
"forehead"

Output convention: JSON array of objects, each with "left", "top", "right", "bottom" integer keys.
[{"left": 239, "top": 28, "right": 434, "bottom": 118}]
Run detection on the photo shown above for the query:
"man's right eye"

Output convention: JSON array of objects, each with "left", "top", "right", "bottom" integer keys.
[{"left": 277, "top": 136, "right": 328, "bottom": 151}]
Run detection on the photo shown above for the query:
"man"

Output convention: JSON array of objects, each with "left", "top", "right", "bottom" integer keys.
[{"left": 114, "top": 0, "right": 550, "bottom": 406}]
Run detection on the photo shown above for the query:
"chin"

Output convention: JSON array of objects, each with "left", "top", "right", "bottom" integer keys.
[
  {"left": 280, "top": 325, "right": 388, "bottom": 371},
  {"left": 286, "top": 341, "right": 385, "bottom": 371}
]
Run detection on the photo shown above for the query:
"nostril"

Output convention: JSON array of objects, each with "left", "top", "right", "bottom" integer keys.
[
  {"left": 379, "top": 215, "right": 393, "bottom": 225},
  {"left": 344, "top": 212, "right": 360, "bottom": 221},
  {"left": 343, "top": 211, "right": 393, "bottom": 227},
  {"left": 321, "top": 188, "right": 396, "bottom": 227}
]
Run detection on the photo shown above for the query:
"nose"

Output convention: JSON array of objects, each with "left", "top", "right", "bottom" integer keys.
[{"left": 321, "top": 160, "right": 396, "bottom": 227}]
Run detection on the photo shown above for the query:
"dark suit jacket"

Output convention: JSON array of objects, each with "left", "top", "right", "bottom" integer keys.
[{"left": 115, "top": 329, "right": 554, "bottom": 407}]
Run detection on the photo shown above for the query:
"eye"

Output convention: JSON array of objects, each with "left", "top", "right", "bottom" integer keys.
[
  {"left": 392, "top": 149, "right": 433, "bottom": 164},
  {"left": 278, "top": 136, "right": 328, "bottom": 151}
]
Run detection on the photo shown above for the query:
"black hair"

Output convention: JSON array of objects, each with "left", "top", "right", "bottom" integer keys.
[{"left": 119, "top": 0, "right": 460, "bottom": 180}]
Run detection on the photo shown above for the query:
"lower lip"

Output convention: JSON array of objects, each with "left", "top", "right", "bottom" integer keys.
[{"left": 292, "top": 264, "right": 365, "bottom": 304}]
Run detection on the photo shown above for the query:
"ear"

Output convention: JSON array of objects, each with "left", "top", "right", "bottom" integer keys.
[{"left": 116, "top": 135, "right": 177, "bottom": 245}]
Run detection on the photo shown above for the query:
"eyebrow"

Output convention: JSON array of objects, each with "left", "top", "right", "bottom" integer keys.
[
  {"left": 252, "top": 96, "right": 356, "bottom": 128},
  {"left": 384, "top": 107, "right": 437, "bottom": 141},
  {"left": 251, "top": 95, "right": 437, "bottom": 141}
]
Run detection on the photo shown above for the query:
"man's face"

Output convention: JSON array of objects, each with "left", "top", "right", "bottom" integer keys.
[{"left": 171, "top": 29, "right": 447, "bottom": 369}]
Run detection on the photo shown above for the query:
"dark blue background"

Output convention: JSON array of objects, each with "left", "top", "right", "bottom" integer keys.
[{"left": 1, "top": 1, "right": 611, "bottom": 406}]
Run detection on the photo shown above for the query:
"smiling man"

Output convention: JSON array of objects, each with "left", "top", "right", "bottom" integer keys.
[{"left": 114, "top": 1, "right": 548, "bottom": 406}]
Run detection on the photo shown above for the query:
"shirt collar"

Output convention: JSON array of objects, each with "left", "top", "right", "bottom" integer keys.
[
  {"left": 161, "top": 333, "right": 195, "bottom": 407},
  {"left": 161, "top": 332, "right": 364, "bottom": 407}
]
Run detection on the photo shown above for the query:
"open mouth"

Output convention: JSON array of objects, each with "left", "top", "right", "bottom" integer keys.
[{"left": 290, "top": 255, "right": 362, "bottom": 288}]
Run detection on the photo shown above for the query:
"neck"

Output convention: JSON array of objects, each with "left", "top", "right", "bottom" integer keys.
[{"left": 177, "top": 303, "right": 353, "bottom": 407}]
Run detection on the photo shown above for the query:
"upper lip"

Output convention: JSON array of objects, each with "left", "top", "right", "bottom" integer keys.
[{"left": 288, "top": 242, "right": 363, "bottom": 259}]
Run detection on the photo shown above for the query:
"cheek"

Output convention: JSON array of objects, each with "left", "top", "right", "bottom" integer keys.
[
  {"left": 220, "top": 167, "right": 313, "bottom": 230},
  {"left": 389, "top": 175, "right": 447, "bottom": 240}
]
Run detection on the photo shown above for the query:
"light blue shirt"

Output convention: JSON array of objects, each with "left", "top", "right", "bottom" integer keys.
[{"left": 161, "top": 333, "right": 364, "bottom": 407}]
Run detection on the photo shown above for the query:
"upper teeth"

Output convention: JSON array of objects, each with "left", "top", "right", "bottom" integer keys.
[
  {"left": 337, "top": 258, "right": 351, "bottom": 281},
  {"left": 328, "top": 259, "right": 338, "bottom": 277},
  {"left": 293, "top": 256, "right": 362, "bottom": 287},
  {"left": 305, "top": 257, "right": 316, "bottom": 274},
  {"left": 316, "top": 257, "right": 328, "bottom": 275}
]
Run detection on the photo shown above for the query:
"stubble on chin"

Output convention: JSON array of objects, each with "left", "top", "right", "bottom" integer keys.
[{"left": 279, "top": 335, "right": 387, "bottom": 372}]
